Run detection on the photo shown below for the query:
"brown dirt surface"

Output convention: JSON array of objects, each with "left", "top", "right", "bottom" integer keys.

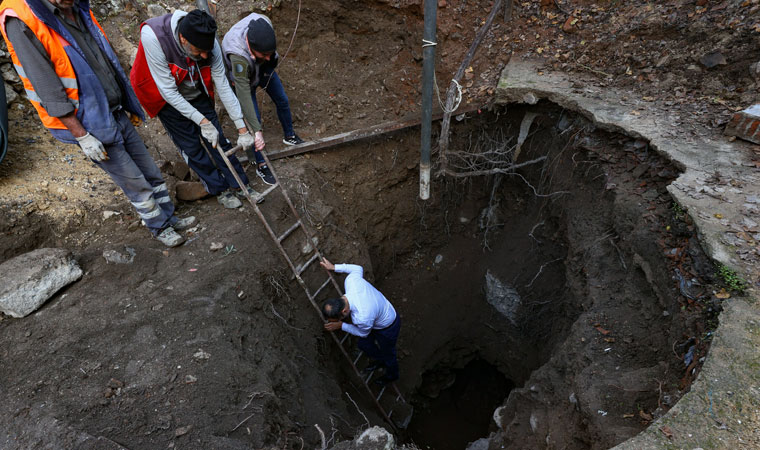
[{"left": 0, "top": 0, "right": 754, "bottom": 449}]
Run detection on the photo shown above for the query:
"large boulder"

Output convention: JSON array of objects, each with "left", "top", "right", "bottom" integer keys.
[{"left": 0, "top": 248, "right": 82, "bottom": 318}]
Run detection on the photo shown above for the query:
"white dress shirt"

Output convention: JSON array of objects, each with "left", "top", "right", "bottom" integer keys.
[{"left": 335, "top": 264, "right": 396, "bottom": 337}]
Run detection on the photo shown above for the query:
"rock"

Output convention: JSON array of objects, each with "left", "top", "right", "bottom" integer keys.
[
  {"left": 493, "top": 405, "right": 506, "bottom": 429},
  {"left": 522, "top": 92, "right": 538, "bottom": 104},
  {"left": 0, "top": 248, "right": 83, "bottom": 318},
  {"left": 193, "top": 349, "right": 210, "bottom": 360},
  {"left": 102, "top": 210, "right": 120, "bottom": 220},
  {"left": 147, "top": 4, "right": 167, "bottom": 17},
  {"left": 699, "top": 51, "right": 727, "bottom": 69},
  {"left": 750, "top": 61, "right": 760, "bottom": 83},
  {"left": 354, "top": 426, "right": 394, "bottom": 450},
  {"left": 102, "top": 246, "right": 136, "bottom": 265},
  {"left": 175, "top": 181, "right": 208, "bottom": 201},
  {"left": 724, "top": 104, "right": 760, "bottom": 144},
  {"left": 210, "top": 242, "right": 224, "bottom": 251},
  {"left": 530, "top": 412, "right": 539, "bottom": 433},
  {"left": 562, "top": 16, "right": 578, "bottom": 33},
  {"left": 4, "top": 81, "right": 18, "bottom": 105},
  {"left": 485, "top": 270, "right": 521, "bottom": 326},
  {"left": 466, "top": 438, "right": 490, "bottom": 450},
  {"left": 0, "top": 63, "right": 20, "bottom": 84},
  {"left": 174, "top": 425, "right": 192, "bottom": 437}
]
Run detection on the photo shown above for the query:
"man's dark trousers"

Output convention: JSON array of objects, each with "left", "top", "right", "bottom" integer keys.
[
  {"left": 157, "top": 94, "right": 249, "bottom": 195},
  {"left": 358, "top": 316, "right": 401, "bottom": 380}
]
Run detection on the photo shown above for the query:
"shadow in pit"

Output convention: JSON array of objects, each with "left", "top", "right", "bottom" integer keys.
[{"left": 406, "top": 358, "right": 514, "bottom": 450}]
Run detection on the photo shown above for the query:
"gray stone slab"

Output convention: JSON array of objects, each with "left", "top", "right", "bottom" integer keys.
[
  {"left": 495, "top": 58, "right": 760, "bottom": 449},
  {"left": 0, "top": 248, "right": 82, "bottom": 318}
]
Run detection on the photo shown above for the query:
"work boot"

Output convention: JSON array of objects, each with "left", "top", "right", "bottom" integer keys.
[
  {"left": 217, "top": 190, "right": 242, "bottom": 209},
  {"left": 173, "top": 215, "right": 196, "bottom": 231},
  {"left": 255, "top": 164, "right": 277, "bottom": 186},
  {"left": 156, "top": 227, "right": 185, "bottom": 247},
  {"left": 282, "top": 134, "right": 304, "bottom": 146},
  {"left": 234, "top": 185, "right": 265, "bottom": 204}
]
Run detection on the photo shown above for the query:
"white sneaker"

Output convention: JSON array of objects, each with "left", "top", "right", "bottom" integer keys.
[
  {"left": 156, "top": 227, "right": 185, "bottom": 247},
  {"left": 173, "top": 215, "right": 196, "bottom": 231},
  {"left": 217, "top": 190, "right": 242, "bottom": 209}
]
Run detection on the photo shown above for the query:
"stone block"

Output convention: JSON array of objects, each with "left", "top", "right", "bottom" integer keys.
[
  {"left": 725, "top": 104, "right": 760, "bottom": 144},
  {"left": 0, "top": 248, "right": 82, "bottom": 318},
  {"left": 175, "top": 181, "right": 208, "bottom": 201}
]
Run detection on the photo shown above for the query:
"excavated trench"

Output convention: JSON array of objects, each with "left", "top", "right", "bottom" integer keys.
[{"left": 314, "top": 103, "right": 721, "bottom": 449}]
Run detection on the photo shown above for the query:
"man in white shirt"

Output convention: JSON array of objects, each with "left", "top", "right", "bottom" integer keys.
[{"left": 320, "top": 258, "right": 401, "bottom": 384}]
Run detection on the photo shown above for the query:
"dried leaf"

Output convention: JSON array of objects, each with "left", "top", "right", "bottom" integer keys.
[
  {"left": 715, "top": 289, "right": 731, "bottom": 299},
  {"left": 595, "top": 326, "right": 610, "bottom": 335},
  {"left": 639, "top": 410, "right": 653, "bottom": 421},
  {"left": 660, "top": 425, "right": 674, "bottom": 439}
]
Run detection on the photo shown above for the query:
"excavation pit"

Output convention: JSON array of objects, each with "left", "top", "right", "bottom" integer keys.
[
  {"left": 307, "top": 104, "right": 722, "bottom": 449},
  {"left": 408, "top": 358, "right": 514, "bottom": 450}
]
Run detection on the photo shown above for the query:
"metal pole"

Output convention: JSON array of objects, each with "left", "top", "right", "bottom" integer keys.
[{"left": 419, "top": 0, "right": 437, "bottom": 200}]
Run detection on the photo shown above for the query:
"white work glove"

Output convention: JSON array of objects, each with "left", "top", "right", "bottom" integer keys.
[
  {"left": 75, "top": 132, "right": 108, "bottom": 161},
  {"left": 254, "top": 131, "right": 265, "bottom": 151},
  {"left": 237, "top": 131, "right": 255, "bottom": 150},
  {"left": 200, "top": 121, "right": 219, "bottom": 148}
]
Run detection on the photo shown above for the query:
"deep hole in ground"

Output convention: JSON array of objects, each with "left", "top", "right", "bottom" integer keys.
[
  {"left": 307, "top": 103, "right": 721, "bottom": 449},
  {"left": 408, "top": 358, "right": 514, "bottom": 450}
]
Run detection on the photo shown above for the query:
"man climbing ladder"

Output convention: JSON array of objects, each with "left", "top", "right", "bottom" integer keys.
[{"left": 320, "top": 258, "right": 401, "bottom": 385}]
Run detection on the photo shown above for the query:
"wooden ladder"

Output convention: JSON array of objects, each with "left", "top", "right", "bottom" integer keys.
[{"left": 216, "top": 144, "right": 412, "bottom": 432}]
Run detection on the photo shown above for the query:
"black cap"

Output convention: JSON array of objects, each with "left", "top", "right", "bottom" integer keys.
[
  {"left": 246, "top": 18, "right": 276, "bottom": 54},
  {"left": 178, "top": 10, "right": 217, "bottom": 51}
]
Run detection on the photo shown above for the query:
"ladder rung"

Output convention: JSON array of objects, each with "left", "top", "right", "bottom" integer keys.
[
  {"left": 340, "top": 332, "right": 350, "bottom": 345},
  {"left": 310, "top": 277, "right": 333, "bottom": 301},
  {"left": 296, "top": 253, "right": 319, "bottom": 276},
  {"left": 376, "top": 385, "right": 387, "bottom": 402},
  {"left": 224, "top": 147, "right": 238, "bottom": 157},
  {"left": 353, "top": 351, "right": 363, "bottom": 366},
  {"left": 277, "top": 220, "right": 302, "bottom": 243},
  {"left": 261, "top": 184, "right": 278, "bottom": 198}
]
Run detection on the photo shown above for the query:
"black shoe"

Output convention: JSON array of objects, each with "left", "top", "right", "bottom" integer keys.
[
  {"left": 374, "top": 375, "right": 398, "bottom": 386},
  {"left": 255, "top": 164, "right": 277, "bottom": 186},
  {"left": 363, "top": 360, "right": 385, "bottom": 374},
  {"left": 282, "top": 134, "right": 304, "bottom": 146}
]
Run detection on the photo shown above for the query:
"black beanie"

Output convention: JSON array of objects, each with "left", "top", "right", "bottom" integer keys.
[
  {"left": 178, "top": 10, "right": 217, "bottom": 51},
  {"left": 247, "top": 18, "right": 276, "bottom": 53}
]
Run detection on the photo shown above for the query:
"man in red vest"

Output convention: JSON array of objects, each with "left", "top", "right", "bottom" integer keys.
[
  {"left": 130, "top": 9, "right": 262, "bottom": 209},
  {"left": 0, "top": 0, "right": 193, "bottom": 247}
]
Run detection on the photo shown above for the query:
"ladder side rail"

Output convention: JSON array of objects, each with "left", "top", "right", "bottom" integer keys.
[{"left": 259, "top": 149, "right": 344, "bottom": 295}]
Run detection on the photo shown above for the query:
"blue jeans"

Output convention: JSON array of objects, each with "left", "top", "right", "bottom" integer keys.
[
  {"left": 252, "top": 70, "right": 295, "bottom": 142},
  {"left": 358, "top": 316, "right": 401, "bottom": 380},
  {"left": 157, "top": 95, "right": 249, "bottom": 195},
  {"left": 96, "top": 111, "right": 175, "bottom": 236}
]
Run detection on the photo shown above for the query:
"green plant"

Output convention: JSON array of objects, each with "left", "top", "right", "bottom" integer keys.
[
  {"left": 672, "top": 202, "right": 686, "bottom": 221},
  {"left": 716, "top": 264, "right": 746, "bottom": 293}
]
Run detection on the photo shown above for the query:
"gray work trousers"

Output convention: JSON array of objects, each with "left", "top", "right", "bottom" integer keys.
[{"left": 93, "top": 111, "right": 176, "bottom": 236}]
